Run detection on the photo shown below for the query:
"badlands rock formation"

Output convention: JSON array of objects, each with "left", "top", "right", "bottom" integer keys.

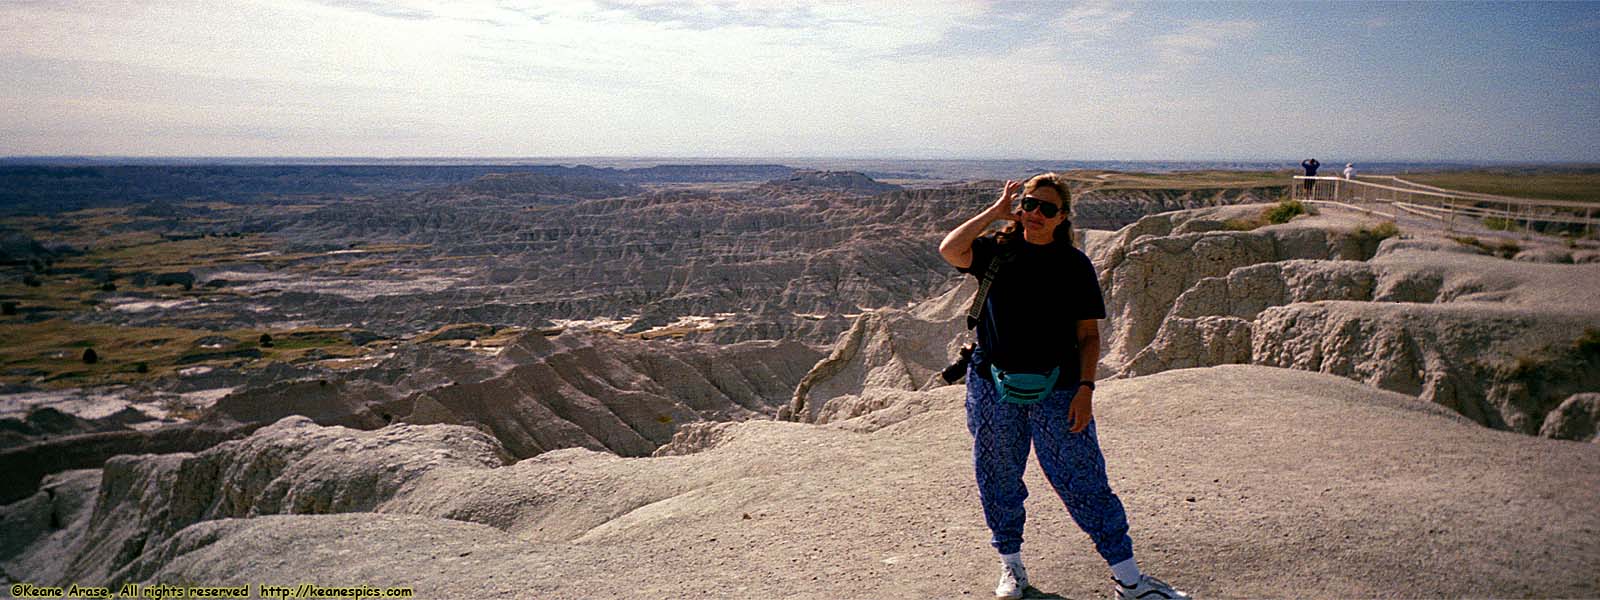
[
  {"left": 5, "top": 367, "right": 1595, "bottom": 598},
  {"left": 779, "top": 278, "right": 970, "bottom": 423},
  {"left": 204, "top": 329, "right": 820, "bottom": 459},
  {"left": 84, "top": 178, "right": 983, "bottom": 344},
  {"left": 751, "top": 170, "right": 903, "bottom": 197},
  {"left": 1070, "top": 185, "right": 1283, "bottom": 230},
  {"left": 1, "top": 329, "right": 820, "bottom": 504},
  {"left": 787, "top": 204, "right": 1600, "bottom": 441}
]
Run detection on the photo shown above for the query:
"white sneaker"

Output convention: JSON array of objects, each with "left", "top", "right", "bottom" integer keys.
[
  {"left": 995, "top": 562, "right": 1029, "bottom": 599},
  {"left": 1113, "top": 574, "right": 1190, "bottom": 599}
]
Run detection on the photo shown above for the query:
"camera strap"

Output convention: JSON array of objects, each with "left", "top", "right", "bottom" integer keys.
[{"left": 965, "top": 250, "right": 1006, "bottom": 330}]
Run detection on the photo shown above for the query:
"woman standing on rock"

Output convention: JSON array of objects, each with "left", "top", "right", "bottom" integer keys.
[{"left": 937, "top": 173, "right": 1188, "bottom": 600}]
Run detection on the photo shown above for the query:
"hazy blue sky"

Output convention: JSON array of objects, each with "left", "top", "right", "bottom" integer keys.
[{"left": 2, "top": 1, "right": 1597, "bottom": 161}]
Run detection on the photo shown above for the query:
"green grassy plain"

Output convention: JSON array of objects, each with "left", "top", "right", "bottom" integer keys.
[
  {"left": 0, "top": 202, "right": 406, "bottom": 389},
  {"left": 1061, "top": 169, "right": 1290, "bottom": 192},
  {"left": 1395, "top": 169, "right": 1600, "bottom": 204},
  {"left": 0, "top": 320, "right": 369, "bottom": 388}
]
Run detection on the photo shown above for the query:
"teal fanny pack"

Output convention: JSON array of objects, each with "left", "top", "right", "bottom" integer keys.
[{"left": 990, "top": 365, "right": 1060, "bottom": 405}]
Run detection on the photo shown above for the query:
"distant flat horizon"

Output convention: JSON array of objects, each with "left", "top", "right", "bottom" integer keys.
[{"left": 5, "top": 156, "right": 1597, "bottom": 169}]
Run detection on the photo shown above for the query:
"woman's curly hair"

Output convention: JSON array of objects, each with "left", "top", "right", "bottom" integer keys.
[{"left": 991, "top": 172, "right": 1073, "bottom": 249}]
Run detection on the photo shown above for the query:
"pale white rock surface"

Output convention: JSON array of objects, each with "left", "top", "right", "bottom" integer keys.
[
  {"left": 1539, "top": 392, "right": 1600, "bottom": 442},
  {"left": 785, "top": 203, "right": 1600, "bottom": 440},
  {"left": 780, "top": 280, "right": 969, "bottom": 423},
  {"left": 5, "top": 366, "right": 1596, "bottom": 598},
  {"left": 1512, "top": 247, "right": 1574, "bottom": 263}
]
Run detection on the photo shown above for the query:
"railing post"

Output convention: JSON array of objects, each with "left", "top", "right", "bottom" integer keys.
[
  {"left": 1446, "top": 192, "right": 1455, "bottom": 232},
  {"left": 1520, "top": 200, "right": 1531, "bottom": 241}
]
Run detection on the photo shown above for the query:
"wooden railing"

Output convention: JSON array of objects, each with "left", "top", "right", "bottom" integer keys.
[{"left": 1291, "top": 174, "right": 1598, "bottom": 238}]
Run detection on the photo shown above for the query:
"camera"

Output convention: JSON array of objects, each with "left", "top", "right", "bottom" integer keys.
[{"left": 940, "top": 343, "right": 977, "bottom": 384}]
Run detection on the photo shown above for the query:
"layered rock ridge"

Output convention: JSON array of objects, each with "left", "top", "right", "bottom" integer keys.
[
  {"left": 202, "top": 329, "right": 822, "bottom": 459},
  {"left": 86, "top": 181, "right": 986, "bottom": 345},
  {"left": 784, "top": 204, "right": 1600, "bottom": 441},
  {"left": 1071, "top": 185, "right": 1285, "bottom": 230},
  {"left": 1100, "top": 208, "right": 1600, "bottom": 439},
  {"left": 1, "top": 329, "right": 821, "bottom": 504}
]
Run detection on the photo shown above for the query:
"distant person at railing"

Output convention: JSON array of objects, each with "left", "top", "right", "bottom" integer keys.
[
  {"left": 1300, "top": 158, "right": 1320, "bottom": 196},
  {"left": 1343, "top": 163, "right": 1355, "bottom": 179}
]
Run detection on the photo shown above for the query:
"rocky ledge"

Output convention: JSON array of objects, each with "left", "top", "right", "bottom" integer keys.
[
  {"left": 785, "top": 203, "right": 1600, "bottom": 442},
  {"left": 4, "top": 366, "right": 1595, "bottom": 597}
]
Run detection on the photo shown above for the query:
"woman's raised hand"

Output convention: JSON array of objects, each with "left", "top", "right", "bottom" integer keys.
[{"left": 987, "top": 179, "right": 1024, "bottom": 222}]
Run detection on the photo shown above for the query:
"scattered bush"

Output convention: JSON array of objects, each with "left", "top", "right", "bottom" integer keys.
[
  {"left": 259, "top": 333, "right": 274, "bottom": 347},
  {"left": 1263, "top": 199, "right": 1307, "bottom": 224},
  {"left": 1483, "top": 216, "right": 1519, "bottom": 231},
  {"left": 1578, "top": 328, "right": 1600, "bottom": 357},
  {"left": 1, "top": 301, "right": 16, "bottom": 315},
  {"left": 1222, "top": 218, "right": 1264, "bottom": 231},
  {"left": 1501, "top": 354, "right": 1542, "bottom": 379},
  {"left": 22, "top": 274, "right": 40, "bottom": 287},
  {"left": 82, "top": 348, "right": 98, "bottom": 364},
  {"left": 1356, "top": 221, "right": 1401, "bottom": 241}
]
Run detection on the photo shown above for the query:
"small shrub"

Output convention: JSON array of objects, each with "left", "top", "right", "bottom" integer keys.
[
  {"left": 1, "top": 301, "right": 16, "bottom": 315},
  {"left": 1449, "top": 235, "right": 1484, "bottom": 250},
  {"left": 1577, "top": 328, "right": 1600, "bottom": 357},
  {"left": 1372, "top": 221, "right": 1399, "bottom": 238},
  {"left": 1483, "top": 217, "right": 1518, "bottom": 231},
  {"left": 1356, "top": 221, "right": 1401, "bottom": 241},
  {"left": 258, "top": 333, "right": 274, "bottom": 347},
  {"left": 82, "top": 348, "right": 99, "bottom": 364},
  {"left": 1494, "top": 239, "right": 1521, "bottom": 257},
  {"left": 22, "top": 274, "right": 41, "bottom": 287},
  {"left": 1222, "top": 218, "right": 1264, "bottom": 231},
  {"left": 1263, "top": 199, "right": 1307, "bottom": 224}
]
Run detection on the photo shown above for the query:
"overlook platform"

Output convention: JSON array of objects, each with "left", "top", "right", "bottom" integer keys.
[{"left": 1292, "top": 174, "right": 1598, "bottom": 240}]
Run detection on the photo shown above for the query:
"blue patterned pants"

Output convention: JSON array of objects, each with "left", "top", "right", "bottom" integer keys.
[{"left": 965, "top": 361, "right": 1134, "bottom": 563}]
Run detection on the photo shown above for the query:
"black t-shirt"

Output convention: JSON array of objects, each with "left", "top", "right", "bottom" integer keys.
[
  {"left": 1302, "top": 159, "right": 1320, "bottom": 176},
  {"left": 958, "top": 234, "right": 1106, "bottom": 388}
]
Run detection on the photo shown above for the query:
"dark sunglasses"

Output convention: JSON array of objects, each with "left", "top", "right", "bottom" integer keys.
[{"left": 1019, "top": 196, "right": 1062, "bottom": 218}]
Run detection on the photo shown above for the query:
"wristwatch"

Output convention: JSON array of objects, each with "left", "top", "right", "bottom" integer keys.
[{"left": 1077, "top": 380, "right": 1095, "bottom": 391}]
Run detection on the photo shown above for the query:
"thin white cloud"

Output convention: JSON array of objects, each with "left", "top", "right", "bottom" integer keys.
[
  {"left": 0, "top": 0, "right": 1013, "bottom": 156},
  {"left": 1, "top": 2, "right": 1594, "bottom": 160},
  {"left": 1151, "top": 19, "right": 1260, "bottom": 66},
  {"left": 1055, "top": 1, "right": 1134, "bottom": 37}
]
